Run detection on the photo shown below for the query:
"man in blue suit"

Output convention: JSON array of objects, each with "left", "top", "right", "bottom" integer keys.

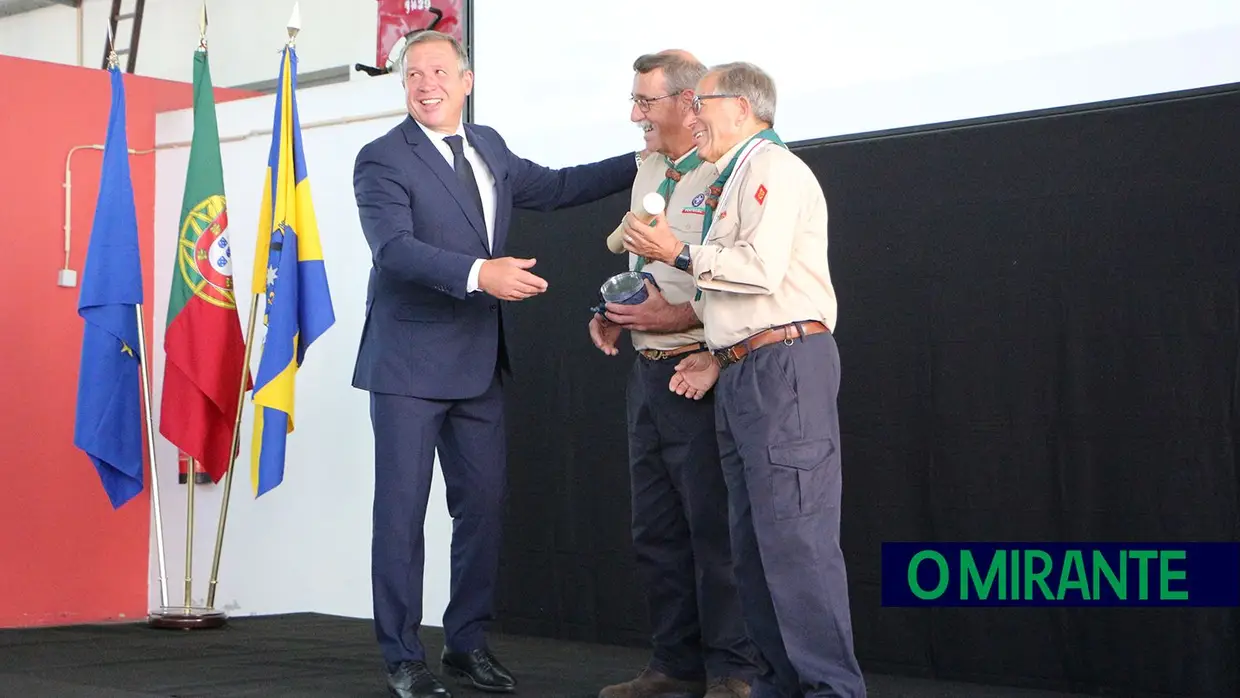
[{"left": 352, "top": 30, "right": 639, "bottom": 698}]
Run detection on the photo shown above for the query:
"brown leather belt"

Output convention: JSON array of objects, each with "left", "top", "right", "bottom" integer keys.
[
  {"left": 713, "top": 320, "right": 829, "bottom": 368},
  {"left": 638, "top": 342, "right": 708, "bottom": 361}
]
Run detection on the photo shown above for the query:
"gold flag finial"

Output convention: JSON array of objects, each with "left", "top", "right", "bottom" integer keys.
[
  {"left": 105, "top": 22, "right": 119, "bottom": 69},
  {"left": 198, "top": 1, "right": 208, "bottom": 50},
  {"left": 286, "top": 2, "right": 301, "bottom": 45}
]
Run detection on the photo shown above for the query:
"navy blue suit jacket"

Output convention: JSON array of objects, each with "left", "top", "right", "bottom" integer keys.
[{"left": 352, "top": 115, "right": 636, "bottom": 401}]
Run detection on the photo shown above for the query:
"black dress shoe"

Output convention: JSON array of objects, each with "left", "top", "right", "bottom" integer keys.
[
  {"left": 388, "top": 660, "right": 453, "bottom": 698},
  {"left": 441, "top": 647, "right": 517, "bottom": 693}
]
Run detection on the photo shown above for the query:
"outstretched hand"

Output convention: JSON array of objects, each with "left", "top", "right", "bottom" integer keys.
[
  {"left": 669, "top": 351, "right": 720, "bottom": 400},
  {"left": 479, "top": 257, "right": 547, "bottom": 301}
]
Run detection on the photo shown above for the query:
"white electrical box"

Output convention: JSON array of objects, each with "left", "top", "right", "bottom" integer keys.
[{"left": 57, "top": 269, "right": 77, "bottom": 288}]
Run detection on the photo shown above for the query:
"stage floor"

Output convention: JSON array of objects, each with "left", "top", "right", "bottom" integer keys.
[{"left": 0, "top": 613, "right": 1086, "bottom": 697}]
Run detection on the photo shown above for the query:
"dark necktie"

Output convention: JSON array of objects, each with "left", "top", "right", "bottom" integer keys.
[{"left": 444, "top": 135, "right": 486, "bottom": 229}]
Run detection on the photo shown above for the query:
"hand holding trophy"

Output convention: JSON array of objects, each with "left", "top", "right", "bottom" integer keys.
[{"left": 591, "top": 192, "right": 667, "bottom": 317}]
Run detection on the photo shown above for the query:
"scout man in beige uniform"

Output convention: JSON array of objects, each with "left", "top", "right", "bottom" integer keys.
[
  {"left": 621, "top": 61, "right": 866, "bottom": 698},
  {"left": 590, "top": 51, "right": 759, "bottom": 698}
]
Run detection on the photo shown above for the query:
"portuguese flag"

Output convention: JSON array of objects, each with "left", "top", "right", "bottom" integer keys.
[{"left": 159, "top": 47, "right": 251, "bottom": 483}]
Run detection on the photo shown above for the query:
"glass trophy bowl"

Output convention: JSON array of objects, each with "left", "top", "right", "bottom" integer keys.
[{"left": 590, "top": 271, "right": 660, "bottom": 315}]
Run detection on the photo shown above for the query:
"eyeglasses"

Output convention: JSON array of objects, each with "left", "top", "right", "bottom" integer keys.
[
  {"left": 691, "top": 94, "right": 742, "bottom": 114},
  {"left": 631, "top": 91, "right": 682, "bottom": 113}
]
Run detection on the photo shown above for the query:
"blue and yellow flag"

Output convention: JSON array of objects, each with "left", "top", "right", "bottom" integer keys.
[
  {"left": 74, "top": 65, "right": 145, "bottom": 509},
  {"left": 249, "top": 45, "right": 335, "bottom": 497}
]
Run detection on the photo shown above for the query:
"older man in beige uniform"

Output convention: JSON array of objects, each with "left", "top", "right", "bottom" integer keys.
[
  {"left": 622, "top": 61, "right": 866, "bottom": 698},
  {"left": 590, "top": 51, "right": 760, "bottom": 698}
]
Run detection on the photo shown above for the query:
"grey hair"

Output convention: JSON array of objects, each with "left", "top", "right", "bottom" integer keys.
[
  {"left": 708, "top": 62, "right": 777, "bottom": 126},
  {"left": 397, "top": 29, "right": 471, "bottom": 81},
  {"left": 632, "top": 52, "right": 707, "bottom": 95}
]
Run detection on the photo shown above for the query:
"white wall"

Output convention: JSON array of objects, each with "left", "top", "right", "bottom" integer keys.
[
  {"left": 7, "top": 1, "right": 1236, "bottom": 101},
  {"left": 0, "top": 0, "right": 375, "bottom": 87},
  {"left": 473, "top": 0, "right": 1240, "bottom": 165},
  {"left": 137, "top": 0, "right": 1240, "bottom": 626}
]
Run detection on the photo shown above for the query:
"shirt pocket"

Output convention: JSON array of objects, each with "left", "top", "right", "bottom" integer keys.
[{"left": 704, "top": 207, "right": 739, "bottom": 243}]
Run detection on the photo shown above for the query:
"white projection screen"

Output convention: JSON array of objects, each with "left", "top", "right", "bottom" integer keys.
[{"left": 470, "top": 0, "right": 1240, "bottom": 166}]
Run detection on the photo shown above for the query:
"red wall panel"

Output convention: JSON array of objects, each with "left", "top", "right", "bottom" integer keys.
[{"left": 0, "top": 55, "right": 256, "bottom": 628}]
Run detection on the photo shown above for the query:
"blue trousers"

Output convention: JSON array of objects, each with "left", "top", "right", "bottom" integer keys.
[
  {"left": 714, "top": 331, "right": 866, "bottom": 698},
  {"left": 369, "top": 372, "right": 507, "bottom": 670},
  {"left": 627, "top": 354, "right": 762, "bottom": 683}
]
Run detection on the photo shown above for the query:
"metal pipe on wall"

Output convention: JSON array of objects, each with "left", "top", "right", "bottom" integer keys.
[
  {"left": 76, "top": 0, "right": 83, "bottom": 66},
  {"left": 59, "top": 106, "right": 406, "bottom": 280}
]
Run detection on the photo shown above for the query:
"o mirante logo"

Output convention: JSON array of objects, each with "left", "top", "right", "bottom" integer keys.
[{"left": 881, "top": 543, "right": 1240, "bottom": 607}]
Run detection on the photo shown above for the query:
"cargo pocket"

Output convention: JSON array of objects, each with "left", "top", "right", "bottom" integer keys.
[{"left": 767, "top": 437, "right": 835, "bottom": 520}]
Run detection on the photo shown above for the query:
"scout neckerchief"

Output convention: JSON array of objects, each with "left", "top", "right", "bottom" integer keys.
[
  {"left": 694, "top": 128, "right": 787, "bottom": 299},
  {"left": 634, "top": 149, "right": 702, "bottom": 272}
]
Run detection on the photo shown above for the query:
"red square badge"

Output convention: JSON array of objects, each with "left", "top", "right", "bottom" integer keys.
[{"left": 754, "top": 185, "right": 767, "bottom": 205}]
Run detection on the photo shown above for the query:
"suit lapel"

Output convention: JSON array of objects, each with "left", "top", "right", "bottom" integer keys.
[{"left": 400, "top": 117, "right": 488, "bottom": 247}]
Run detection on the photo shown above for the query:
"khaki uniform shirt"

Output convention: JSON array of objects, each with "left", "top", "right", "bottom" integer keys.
[
  {"left": 687, "top": 138, "right": 838, "bottom": 350},
  {"left": 625, "top": 150, "right": 717, "bottom": 352}
]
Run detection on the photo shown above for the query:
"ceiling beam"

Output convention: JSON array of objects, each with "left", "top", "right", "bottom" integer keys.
[{"left": 0, "top": 0, "right": 79, "bottom": 19}]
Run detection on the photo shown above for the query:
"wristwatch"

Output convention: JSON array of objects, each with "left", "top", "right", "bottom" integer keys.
[{"left": 673, "top": 244, "right": 691, "bottom": 271}]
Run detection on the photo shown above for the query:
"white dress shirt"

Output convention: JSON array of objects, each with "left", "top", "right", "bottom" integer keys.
[{"left": 414, "top": 119, "right": 496, "bottom": 294}]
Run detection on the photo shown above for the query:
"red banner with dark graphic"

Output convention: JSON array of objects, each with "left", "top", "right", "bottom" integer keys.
[{"left": 376, "top": 0, "right": 467, "bottom": 69}]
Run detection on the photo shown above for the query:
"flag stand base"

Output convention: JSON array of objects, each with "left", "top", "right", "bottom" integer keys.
[{"left": 147, "top": 606, "right": 227, "bottom": 630}]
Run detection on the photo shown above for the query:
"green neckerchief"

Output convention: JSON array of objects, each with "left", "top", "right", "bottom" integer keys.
[
  {"left": 694, "top": 128, "right": 787, "bottom": 299},
  {"left": 634, "top": 149, "right": 703, "bottom": 272}
]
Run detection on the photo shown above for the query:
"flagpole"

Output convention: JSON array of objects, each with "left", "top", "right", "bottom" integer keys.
[
  {"left": 147, "top": 3, "right": 225, "bottom": 629},
  {"left": 183, "top": 454, "right": 196, "bottom": 608},
  {"left": 205, "top": 1, "right": 300, "bottom": 610},
  {"left": 97, "top": 26, "right": 172, "bottom": 612},
  {"left": 206, "top": 297, "right": 258, "bottom": 609},
  {"left": 136, "top": 305, "right": 170, "bottom": 610},
  {"left": 178, "top": 4, "right": 208, "bottom": 618}
]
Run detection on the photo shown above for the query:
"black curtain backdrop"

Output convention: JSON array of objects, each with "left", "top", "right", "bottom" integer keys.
[{"left": 491, "top": 85, "right": 1240, "bottom": 697}]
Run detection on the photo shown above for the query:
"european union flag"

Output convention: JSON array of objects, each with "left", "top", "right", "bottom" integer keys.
[
  {"left": 74, "top": 65, "right": 145, "bottom": 509},
  {"left": 249, "top": 45, "right": 335, "bottom": 497}
]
